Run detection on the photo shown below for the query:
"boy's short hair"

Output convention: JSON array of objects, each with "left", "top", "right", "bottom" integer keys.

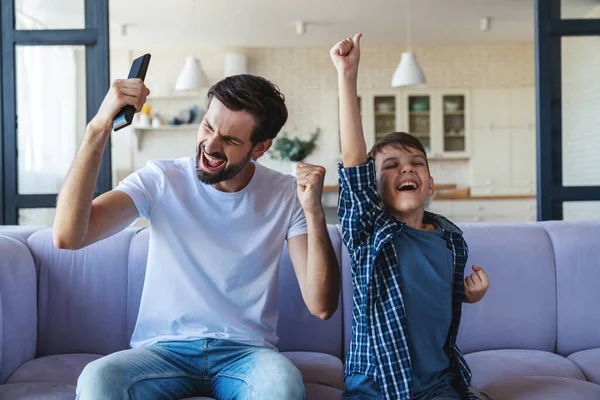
[{"left": 368, "top": 132, "right": 430, "bottom": 172}]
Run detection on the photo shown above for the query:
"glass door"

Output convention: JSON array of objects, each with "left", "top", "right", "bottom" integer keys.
[{"left": 0, "top": 0, "right": 110, "bottom": 225}]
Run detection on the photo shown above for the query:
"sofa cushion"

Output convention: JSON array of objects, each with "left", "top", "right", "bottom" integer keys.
[
  {"left": 479, "top": 376, "right": 600, "bottom": 400},
  {"left": 0, "top": 226, "right": 43, "bottom": 244},
  {"left": 276, "top": 225, "right": 344, "bottom": 358},
  {"left": 282, "top": 351, "right": 344, "bottom": 390},
  {"left": 0, "top": 382, "right": 75, "bottom": 399},
  {"left": 465, "top": 349, "right": 585, "bottom": 389},
  {"left": 181, "top": 383, "right": 344, "bottom": 400},
  {"left": 305, "top": 382, "right": 343, "bottom": 399},
  {"left": 457, "top": 224, "right": 557, "bottom": 354},
  {"left": 5, "top": 354, "right": 102, "bottom": 386},
  {"left": 568, "top": 349, "right": 600, "bottom": 385},
  {"left": 542, "top": 221, "right": 600, "bottom": 356},
  {"left": 0, "top": 235, "right": 38, "bottom": 384},
  {"left": 29, "top": 228, "right": 141, "bottom": 357}
]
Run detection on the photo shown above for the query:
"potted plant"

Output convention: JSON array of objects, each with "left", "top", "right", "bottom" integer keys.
[{"left": 271, "top": 128, "right": 320, "bottom": 174}]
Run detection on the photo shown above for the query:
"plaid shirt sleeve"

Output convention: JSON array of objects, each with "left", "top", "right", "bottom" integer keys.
[{"left": 337, "top": 159, "right": 387, "bottom": 252}]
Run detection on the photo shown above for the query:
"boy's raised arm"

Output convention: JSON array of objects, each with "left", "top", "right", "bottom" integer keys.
[{"left": 330, "top": 33, "right": 367, "bottom": 167}]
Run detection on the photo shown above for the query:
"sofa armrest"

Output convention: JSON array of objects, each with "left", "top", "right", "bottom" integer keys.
[{"left": 0, "top": 234, "right": 37, "bottom": 383}]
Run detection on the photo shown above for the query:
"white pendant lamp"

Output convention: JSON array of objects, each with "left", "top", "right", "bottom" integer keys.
[
  {"left": 224, "top": 53, "right": 247, "bottom": 77},
  {"left": 175, "top": 56, "right": 209, "bottom": 91},
  {"left": 391, "top": 0, "right": 426, "bottom": 87}
]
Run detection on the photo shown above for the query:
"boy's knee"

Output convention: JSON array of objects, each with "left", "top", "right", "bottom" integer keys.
[{"left": 77, "top": 358, "right": 128, "bottom": 399}]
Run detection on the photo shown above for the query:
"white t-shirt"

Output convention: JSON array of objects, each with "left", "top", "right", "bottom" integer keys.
[{"left": 115, "top": 156, "right": 307, "bottom": 349}]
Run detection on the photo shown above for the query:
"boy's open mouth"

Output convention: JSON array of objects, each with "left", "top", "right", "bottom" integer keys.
[{"left": 397, "top": 180, "right": 419, "bottom": 192}]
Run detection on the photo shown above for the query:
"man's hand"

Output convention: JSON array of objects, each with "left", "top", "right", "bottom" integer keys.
[
  {"left": 296, "top": 162, "right": 326, "bottom": 215},
  {"left": 330, "top": 33, "right": 362, "bottom": 78},
  {"left": 464, "top": 265, "right": 489, "bottom": 304},
  {"left": 88, "top": 78, "right": 150, "bottom": 134}
]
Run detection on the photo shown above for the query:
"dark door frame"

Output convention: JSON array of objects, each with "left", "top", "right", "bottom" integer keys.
[
  {"left": 535, "top": 0, "right": 600, "bottom": 220},
  {"left": 0, "top": 0, "right": 110, "bottom": 224}
]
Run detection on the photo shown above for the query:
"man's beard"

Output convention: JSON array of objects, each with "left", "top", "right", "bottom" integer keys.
[{"left": 196, "top": 146, "right": 252, "bottom": 185}]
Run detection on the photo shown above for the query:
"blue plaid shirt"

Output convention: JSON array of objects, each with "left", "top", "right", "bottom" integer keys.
[{"left": 338, "top": 159, "right": 478, "bottom": 400}]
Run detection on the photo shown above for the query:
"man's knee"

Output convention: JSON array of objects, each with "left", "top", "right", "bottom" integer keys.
[
  {"left": 77, "top": 356, "right": 129, "bottom": 399},
  {"left": 251, "top": 356, "right": 306, "bottom": 400}
]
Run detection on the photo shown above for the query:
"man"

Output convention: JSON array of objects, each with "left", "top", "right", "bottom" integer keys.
[{"left": 53, "top": 74, "right": 340, "bottom": 399}]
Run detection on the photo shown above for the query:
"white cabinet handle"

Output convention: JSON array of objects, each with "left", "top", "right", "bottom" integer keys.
[
  {"left": 485, "top": 180, "right": 493, "bottom": 185},
  {"left": 477, "top": 217, "right": 484, "bottom": 222},
  {"left": 486, "top": 188, "right": 493, "bottom": 194},
  {"left": 477, "top": 206, "right": 484, "bottom": 211}
]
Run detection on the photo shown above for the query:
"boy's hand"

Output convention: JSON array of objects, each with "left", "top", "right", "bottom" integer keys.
[
  {"left": 296, "top": 162, "right": 326, "bottom": 216},
  {"left": 330, "top": 33, "right": 362, "bottom": 77},
  {"left": 464, "top": 265, "right": 489, "bottom": 304}
]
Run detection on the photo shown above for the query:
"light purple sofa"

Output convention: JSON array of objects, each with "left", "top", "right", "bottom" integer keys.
[{"left": 1, "top": 222, "right": 599, "bottom": 400}]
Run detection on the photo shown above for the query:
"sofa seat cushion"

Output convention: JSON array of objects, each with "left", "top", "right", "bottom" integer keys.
[
  {"left": 282, "top": 351, "right": 344, "bottom": 390},
  {"left": 465, "top": 349, "right": 585, "bottom": 388},
  {"left": 182, "top": 383, "right": 343, "bottom": 400},
  {"left": 568, "top": 348, "right": 600, "bottom": 385},
  {"left": 5, "top": 354, "right": 102, "bottom": 386},
  {"left": 479, "top": 376, "right": 600, "bottom": 400},
  {"left": 305, "top": 382, "right": 343, "bottom": 399},
  {"left": 0, "top": 382, "right": 76, "bottom": 399}
]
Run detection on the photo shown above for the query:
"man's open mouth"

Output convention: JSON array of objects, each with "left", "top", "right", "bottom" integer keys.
[{"left": 201, "top": 151, "right": 226, "bottom": 172}]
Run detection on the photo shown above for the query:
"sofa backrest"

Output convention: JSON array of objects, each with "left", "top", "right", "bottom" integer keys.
[
  {"left": 28, "top": 225, "right": 345, "bottom": 359},
  {"left": 542, "top": 221, "right": 600, "bottom": 356},
  {"left": 456, "top": 223, "right": 558, "bottom": 354},
  {"left": 29, "top": 228, "right": 141, "bottom": 357},
  {"left": 340, "top": 223, "right": 561, "bottom": 356}
]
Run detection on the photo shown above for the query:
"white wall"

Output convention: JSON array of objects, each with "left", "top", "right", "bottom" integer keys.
[{"left": 110, "top": 42, "right": 535, "bottom": 187}]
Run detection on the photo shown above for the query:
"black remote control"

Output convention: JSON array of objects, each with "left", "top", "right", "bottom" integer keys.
[{"left": 113, "top": 53, "right": 151, "bottom": 131}]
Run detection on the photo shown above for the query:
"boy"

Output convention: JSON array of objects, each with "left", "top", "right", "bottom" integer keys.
[{"left": 331, "top": 34, "right": 489, "bottom": 399}]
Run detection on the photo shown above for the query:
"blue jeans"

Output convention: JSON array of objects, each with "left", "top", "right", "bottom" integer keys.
[
  {"left": 76, "top": 338, "right": 306, "bottom": 400},
  {"left": 342, "top": 373, "right": 383, "bottom": 399},
  {"left": 342, "top": 373, "right": 482, "bottom": 400}
]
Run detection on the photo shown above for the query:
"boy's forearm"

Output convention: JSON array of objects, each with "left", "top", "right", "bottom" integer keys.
[{"left": 338, "top": 74, "right": 368, "bottom": 167}]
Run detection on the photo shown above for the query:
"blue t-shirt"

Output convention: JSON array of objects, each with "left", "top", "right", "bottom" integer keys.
[{"left": 392, "top": 222, "right": 461, "bottom": 399}]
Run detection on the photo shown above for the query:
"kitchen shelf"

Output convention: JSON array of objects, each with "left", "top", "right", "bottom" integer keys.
[
  {"left": 133, "top": 124, "right": 200, "bottom": 150},
  {"left": 147, "top": 92, "right": 203, "bottom": 100},
  {"left": 443, "top": 111, "right": 465, "bottom": 115}
]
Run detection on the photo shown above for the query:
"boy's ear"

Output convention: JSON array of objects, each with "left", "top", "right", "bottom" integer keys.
[{"left": 428, "top": 176, "right": 435, "bottom": 196}]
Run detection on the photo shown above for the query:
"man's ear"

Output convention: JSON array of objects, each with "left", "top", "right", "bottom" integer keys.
[
  {"left": 428, "top": 175, "right": 435, "bottom": 196},
  {"left": 251, "top": 139, "right": 273, "bottom": 160}
]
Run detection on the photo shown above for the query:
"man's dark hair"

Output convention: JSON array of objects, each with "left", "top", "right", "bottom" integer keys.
[
  {"left": 368, "top": 132, "right": 430, "bottom": 171},
  {"left": 207, "top": 74, "right": 288, "bottom": 145}
]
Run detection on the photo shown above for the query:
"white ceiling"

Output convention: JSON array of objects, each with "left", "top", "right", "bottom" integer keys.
[{"left": 16, "top": 0, "right": 600, "bottom": 49}]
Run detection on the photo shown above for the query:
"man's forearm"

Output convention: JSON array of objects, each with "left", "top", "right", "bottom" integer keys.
[
  {"left": 338, "top": 74, "right": 367, "bottom": 167},
  {"left": 53, "top": 126, "right": 110, "bottom": 248},
  {"left": 305, "top": 210, "right": 340, "bottom": 320}
]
